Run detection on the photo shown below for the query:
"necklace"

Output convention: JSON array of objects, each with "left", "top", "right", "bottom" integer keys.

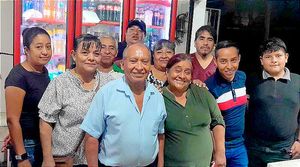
[
  {"left": 73, "top": 68, "right": 96, "bottom": 85},
  {"left": 25, "top": 61, "right": 43, "bottom": 73}
]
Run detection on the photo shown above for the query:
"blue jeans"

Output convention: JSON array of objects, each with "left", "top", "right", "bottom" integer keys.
[
  {"left": 226, "top": 144, "right": 248, "bottom": 167},
  {"left": 11, "top": 139, "right": 43, "bottom": 167}
]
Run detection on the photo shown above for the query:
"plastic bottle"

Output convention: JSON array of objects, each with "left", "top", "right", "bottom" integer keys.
[
  {"left": 49, "top": 0, "right": 56, "bottom": 19},
  {"left": 83, "top": 0, "right": 88, "bottom": 10},
  {"left": 43, "top": 0, "right": 50, "bottom": 19},
  {"left": 113, "top": 3, "right": 118, "bottom": 22},
  {"left": 159, "top": 8, "right": 165, "bottom": 27},
  {"left": 88, "top": 0, "right": 96, "bottom": 11},
  {"left": 144, "top": 7, "right": 153, "bottom": 26},
  {"left": 115, "top": 3, "right": 121, "bottom": 22},
  {"left": 106, "top": 2, "right": 113, "bottom": 21}
]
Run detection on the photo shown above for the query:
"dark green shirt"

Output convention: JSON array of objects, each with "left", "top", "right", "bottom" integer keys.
[{"left": 162, "top": 84, "right": 225, "bottom": 167}]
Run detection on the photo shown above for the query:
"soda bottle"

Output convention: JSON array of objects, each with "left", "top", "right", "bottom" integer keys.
[
  {"left": 43, "top": 0, "right": 50, "bottom": 19},
  {"left": 115, "top": 3, "right": 121, "bottom": 22},
  {"left": 82, "top": 0, "right": 88, "bottom": 10},
  {"left": 159, "top": 8, "right": 164, "bottom": 26},
  {"left": 152, "top": 8, "right": 157, "bottom": 26},
  {"left": 107, "top": 3, "right": 113, "bottom": 21},
  {"left": 49, "top": 0, "right": 56, "bottom": 20},
  {"left": 144, "top": 7, "right": 153, "bottom": 26}
]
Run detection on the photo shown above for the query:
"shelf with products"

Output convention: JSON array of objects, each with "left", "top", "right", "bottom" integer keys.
[
  {"left": 136, "top": 0, "right": 171, "bottom": 7},
  {"left": 25, "top": 18, "right": 65, "bottom": 25},
  {"left": 82, "top": 21, "right": 120, "bottom": 27},
  {"left": 148, "top": 25, "right": 164, "bottom": 29}
]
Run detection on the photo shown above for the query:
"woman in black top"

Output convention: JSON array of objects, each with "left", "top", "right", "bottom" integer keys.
[{"left": 5, "top": 27, "right": 52, "bottom": 167}]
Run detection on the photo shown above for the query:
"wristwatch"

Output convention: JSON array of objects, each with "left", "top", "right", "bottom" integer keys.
[{"left": 15, "top": 153, "right": 28, "bottom": 161}]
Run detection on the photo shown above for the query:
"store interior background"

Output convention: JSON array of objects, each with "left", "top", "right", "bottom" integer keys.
[{"left": 0, "top": 0, "right": 300, "bottom": 163}]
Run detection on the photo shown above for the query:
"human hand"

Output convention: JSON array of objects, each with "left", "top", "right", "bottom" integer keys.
[
  {"left": 1, "top": 134, "right": 11, "bottom": 152},
  {"left": 290, "top": 140, "right": 300, "bottom": 159},
  {"left": 17, "top": 160, "right": 32, "bottom": 167},
  {"left": 192, "top": 79, "right": 207, "bottom": 89},
  {"left": 213, "top": 151, "right": 226, "bottom": 167},
  {"left": 42, "top": 157, "right": 55, "bottom": 167}
]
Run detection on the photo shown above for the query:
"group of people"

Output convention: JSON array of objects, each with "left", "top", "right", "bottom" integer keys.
[{"left": 1, "top": 18, "right": 300, "bottom": 167}]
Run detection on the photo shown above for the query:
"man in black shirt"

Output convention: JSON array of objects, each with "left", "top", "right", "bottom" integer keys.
[{"left": 246, "top": 37, "right": 300, "bottom": 167}]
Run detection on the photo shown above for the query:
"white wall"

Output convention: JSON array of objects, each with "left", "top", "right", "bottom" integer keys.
[
  {"left": 175, "top": 0, "right": 207, "bottom": 54},
  {"left": 189, "top": 0, "right": 207, "bottom": 53},
  {"left": 174, "top": 0, "right": 189, "bottom": 54},
  {"left": 0, "top": 0, "right": 14, "bottom": 126}
]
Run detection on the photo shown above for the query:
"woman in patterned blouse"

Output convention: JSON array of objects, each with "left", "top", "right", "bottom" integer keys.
[
  {"left": 147, "top": 39, "right": 175, "bottom": 91},
  {"left": 39, "top": 34, "right": 102, "bottom": 167}
]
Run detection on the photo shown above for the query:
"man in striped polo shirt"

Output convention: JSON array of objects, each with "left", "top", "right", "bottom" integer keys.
[{"left": 205, "top": 40, "right": 248, "bottom": 167}]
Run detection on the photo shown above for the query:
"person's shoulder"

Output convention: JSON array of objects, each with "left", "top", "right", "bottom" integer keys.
[
  {"left": 147, "top": 82, "right": 162, "bottom": 95},
  {"left": 190, "top": 84, "right": 210, "bottom": 94},
  {"left": 290, "top": 73, "right": 300, "bottom": 86},
  {"left": 291, "top": 72, "right": 300, "bottom": 79},
  {"left": 205, "top": 73, "right": 218, "bottom": 89},
  {"left": 236, "top": 70, "right": 246, "bottom": 78},
  {"left": 5, "top": 65, "right": 27, "bottom": 87},
  {"left": 100, "top": 77, "right": 123, "bottom": 91}
]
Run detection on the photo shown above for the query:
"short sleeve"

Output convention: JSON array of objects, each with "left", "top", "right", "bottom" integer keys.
[
  {"left": 5, "top": 67, "right": 27, "bottom": 90},
  {"left": 158, "top": 96, "right": 167, "bottom": 134},
  {"left": 204, "top": 89, "right": 225, "bottom": 130},
  {"left": 38, "top": 78, "right": 63, "bottom": 123},
  {"left": 80, "top": 90, "right": 106, "bottom": 139}
]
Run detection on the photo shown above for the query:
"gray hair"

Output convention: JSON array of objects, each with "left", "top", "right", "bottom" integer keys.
[
  {"left": 99, "top": 35, "right": 118, "bottom": 50},
  {"left": 153, "top": 39, "right": 175, "bottom": 52}
]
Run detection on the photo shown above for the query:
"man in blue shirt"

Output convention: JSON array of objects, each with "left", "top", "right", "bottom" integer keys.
[
  {"left": 80, "top": 43, "right": 167, "bottom": 166},
  {"left": 206, "top": 41, "right": 248, "bottom": 167}
]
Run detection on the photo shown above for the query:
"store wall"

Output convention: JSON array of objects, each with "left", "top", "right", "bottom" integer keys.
[
  {"left": 0, "top": 0, "right": 14, "bottom": 126},
  {"left": 175, "top": 0, "right": 207, "bottom": 54},
  {"left": 174, "top": 0, "right": 189, "bottom": 54},
  {"left": 189, "top": 0, "right": 207, "bottom": 53},
  {"left": 0, "top": 1, "right": 13, "bottom": 163}
]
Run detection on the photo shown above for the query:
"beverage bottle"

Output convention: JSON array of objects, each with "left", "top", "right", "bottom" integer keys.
[
  {"left": 159, "top": 8, "right": 164, "bottom": 26},
  {"left": 153, "top": 7, "right": 160, "bottom": 26},
  {"left": 110, "top": 3, "right": 114, "bottom": 22},
  {"left": 89, "top": 0, "right": 96, "bottom": 11},
  {"left": 23, "top": 0, "right": 28, "bottom": 13},
  {"left": 34, "top": 0, "right": 44, "bottom": 14},
  {"left": 136, "top": 7, "right": 140, "bottom": 19},
  {"left": 43, "top": 0, "right": 50, "bottom": 19},
  {"left": 49, "top": 0, "right": 56, "bottom": 20},
  {"left": 139, "top": 7, "right": 145, "bottom": 21},
  {"left": 103, "top": 2, "right": 107, "bottom": 21},
  {"left": 107, "top": 3, "right": 113, "bottom": 21},
  {"left": 83, "top": 0, "right": 88, "bottom": 10},
  {"left": 156, "top": 8, "right": 161, "bottom": 26},
  {"left": 152, "top": 8, "right": 156, "bottom": 26},
  {"left": 144, "top": 7, "right": 153, "bottom": 26},
  {"left": 115, "top": 3, "right": 121, "bottom": 22}
]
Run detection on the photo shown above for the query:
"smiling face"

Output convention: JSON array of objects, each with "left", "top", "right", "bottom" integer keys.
[
  {"left": 121, "top": 44, "right": 151, "bottom": 86},
  {"left": 260, "top": 49, "right": 288, "bottom": 78},
  {"left": 125, "top": 26, "right": 145, "bottom": 45},
  {"left": 25, "top": 34, "right": 52, "bottom": 66},
  {"left": 153, "top": 47, "right": 174, "bottom": 71},
  {"left": 216, "top": 47, "right": 240, "bottom": 82},
  {"left": 72, "top": 42, "right": 101, "bottom": 74},
  {"left": 194, "top": 31, "right": 215, "bottom": 57},
  {"left": 167, "top": 60, "right": 192, "bottom": 93},
  {"left": 99, "top": 37, "right": 117, "bottom": 67}
]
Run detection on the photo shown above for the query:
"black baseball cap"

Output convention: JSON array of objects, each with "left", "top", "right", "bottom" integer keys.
[{"left": 127, "top": 19, "right": 146, "bottom": 34}]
